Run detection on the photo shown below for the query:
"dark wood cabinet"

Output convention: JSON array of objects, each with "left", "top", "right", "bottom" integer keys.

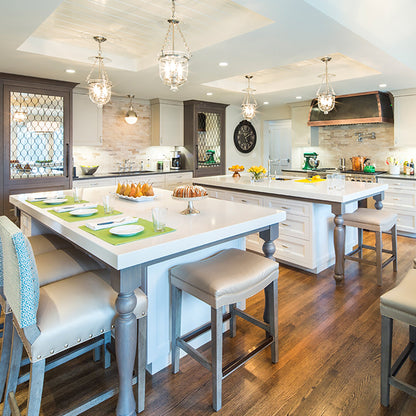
[
  {"left": 0, "top": 73, "right": 77, "bottom": 218},
  {"left": 184, "top": 100, "right": 228, "bottom": 178}
]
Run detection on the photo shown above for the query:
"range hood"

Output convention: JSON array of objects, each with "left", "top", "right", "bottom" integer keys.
[{"left": 308, "top": 91, "right": 393, "bottom": 126}]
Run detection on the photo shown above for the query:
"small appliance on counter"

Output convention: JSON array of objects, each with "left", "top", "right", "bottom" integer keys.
[
  {"left": 171, "top": 151, "right": 181, "bottom": 170},
  {"left": 303, "top": 152, "right": 320, "bottom": 170},
  {"left": 350, "top": 156, "right": 370, "bottom": 171}
]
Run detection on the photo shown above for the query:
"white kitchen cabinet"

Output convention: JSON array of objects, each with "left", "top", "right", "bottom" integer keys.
[
  {"left": 377, "top": 177, "right": 416, "bottom": 235},
  {"left": 120, "top": 174, "right": 166, "bottom": 189},
  {"left": 290, "top": 102, "right": 319, "bottom": 147},
  {"left": 165, "top": 172, "right": 193, "bottom": 190},
  {"left": 151, "top": 99, "right": 184, "bottom": 146},
  {"left": 73, "top": 177, "right": 115, "bottom": 188},
  {"left": 73, "top": 92, "right": 103, "bottom": 146},
  {"left": 393, "top": 93, "right": 416, "bottom": 147}
]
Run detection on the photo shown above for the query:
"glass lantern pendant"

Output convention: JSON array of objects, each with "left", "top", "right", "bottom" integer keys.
[
  {"left": 241, "top": 75, "right": 257, "bottom": 121},
  {"left": 316, "top": 56, "right": 336, "bottom": 114},
  {"left": 158, "top": 0, "right": 191, "bottom": 92},
  {"left": 87, "top": 36, "right": 112, "bottom": 107},
  {"left": 125, "top": 95, "right": 138, "bottom": 125}
]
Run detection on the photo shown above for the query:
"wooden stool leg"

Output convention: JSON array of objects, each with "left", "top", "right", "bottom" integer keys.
[
  {"left": 27, "top": 360, "right": 46, "bottom": 416},
  {"left": 358, "top": 228, "right": 363, "bottom": 258},
  {"left": 171, "top": 285, "right": 182, "bottom": 374},
  {"left": 2, "top": 328, "right": 24, "bottom": 416},
  {"left": 137, "top": 316, "right": 147, "bottom": 413},
  {"left": 103, "top": 331, "right": 111, "bottom": 369},
  {"left": 392, "top": 224, "right": 398, "bottom": 272},
  {"left": 375, "top": 231, "right": 383, "bottom": 286},
  {"left": 212, "top": 307, "right": 223, "bottom": 411},
  {"left": 266, "top": 280, "right": 279, "bottom": 363},
  {"left": 229, "top": 303, "right": 237, "bottom": 338},
  {"left": 381, "top": 315, "right": 393, "bottom": 407},
  {"left": 410, "top": 325, "right": 416, "bottom": 362},
  {"left": 93, "top": 346, "right": 101, "bottom": 362},
  {"left": 0, "top": 313, "right": 13, "bottom": 402}
]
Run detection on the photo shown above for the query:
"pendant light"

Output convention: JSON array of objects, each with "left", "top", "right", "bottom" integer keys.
[
  {"left": 87, "top": 36, "right": 112, "bottom": 107},
  {"left": 158, "top": 0, "right": 191, "bottom": 92},
  {"left": 125, "top": 95, "right": 138, "bottom": 125},
  {"left": 241, "top": 75, "right": 257, "bottom": 121},
  {"left": 316, "top": 56, "right": 336, "bottom": 114}
]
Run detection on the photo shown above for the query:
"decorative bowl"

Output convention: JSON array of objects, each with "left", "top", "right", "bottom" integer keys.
[{"left": 80, "top": 165, "right": 99, "bottom": 175}]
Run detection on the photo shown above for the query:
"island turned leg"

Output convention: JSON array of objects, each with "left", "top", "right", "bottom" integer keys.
[
  {"left": 373, "top": 193, "right": 384, "bottom": 210},
  {"left": 333, "top": 213, "right": 345, "bottom": 284},
  {"left": 112, "top": 269, "right": 139, "bottom": 416},
  {"left": 259, "top": 224, "right": 279, "bottom": 323}
]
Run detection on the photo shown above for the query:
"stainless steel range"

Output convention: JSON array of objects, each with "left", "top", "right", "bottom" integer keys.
[{"left": 342, "top": 170, "right": 387, "bottom": 183}]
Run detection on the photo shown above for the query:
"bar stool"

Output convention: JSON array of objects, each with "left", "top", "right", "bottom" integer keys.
[
  {"left": 170, "top": 248, "right": 279, "bottom": 411},
  {"left": 343, "top": 208, "right": 398, "bottom": 285},
  {"left": 380, "top": 268, "right": 416, "bottom": 406}
]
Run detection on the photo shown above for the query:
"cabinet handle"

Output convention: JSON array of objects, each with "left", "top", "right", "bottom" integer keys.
[
  {"left": 393, "top": 198, "right": 400, "bottom": 200},
  {"left": 281, "top": 223, "right": 290, "bottom": 227},
  {"left": 281, "top": 244, "right": 289, "bottom": 249},
  {"left": 281, "top": 206, "right": 290, "bottom": 210},
  {"left": 241, "top": 199, "right": 247, "bottom": 203}
]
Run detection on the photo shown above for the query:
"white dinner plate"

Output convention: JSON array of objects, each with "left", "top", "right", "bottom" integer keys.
[
  {"left": 109, "top": 225, "right": 144, "bottom": 237},
  {"left": 44, "top": 198, "right": 68, "bottom": 205},
  {"left": 69, "top": 208, "right": 98, "bottom": 217}
]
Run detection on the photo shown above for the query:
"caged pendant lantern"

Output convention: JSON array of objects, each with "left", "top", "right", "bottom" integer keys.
[
  {"left": 125, "top": 95, "right": 138, "bottom": 125},
  {"left": 241, "top": 75, "right": 257, "bottom": 121},
  {"left": 158, "top": 0, "right": 191, "bottom": 92},
  {"left": 316, "top": 56, "right": 336, "bottom": 114},
  {"left": 87, "top": 36, "right": 112, "bottom": 107}
]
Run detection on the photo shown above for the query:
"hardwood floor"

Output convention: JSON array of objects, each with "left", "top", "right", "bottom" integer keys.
[{"left": 2, "top": 232, "right": 416, "bottom": 415}]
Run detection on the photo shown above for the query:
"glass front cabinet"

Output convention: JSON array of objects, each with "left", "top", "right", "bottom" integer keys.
[
  {"left": 1, "top": 73, "right": 76, "bottom": 217},
  {"left": 184, "top": 100, "right": 228, "bottom": 178}
]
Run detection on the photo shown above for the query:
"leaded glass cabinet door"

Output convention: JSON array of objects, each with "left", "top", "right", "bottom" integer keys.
[
  {"left": 184, "top": 100, "right": 228, "bottom": 178},
  {"left": 2, "top": 77, "right": 75, "bottom": 218}
]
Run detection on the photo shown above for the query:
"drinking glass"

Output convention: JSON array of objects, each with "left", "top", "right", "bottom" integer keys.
[
  {"left": 103, "top": 194, "right": 113, "bottom": 214},
  {"left": 152, "top": 207, "right": 167, "bottom": 232},
  {"left": 73, "top": 187, "right": 84, "bottom": 203},
  {"left": 334, "top": 174, "right": 346, "bottom": 191},
  {"left": 326, "top": 174, "right": 335, "bottom": 191}
]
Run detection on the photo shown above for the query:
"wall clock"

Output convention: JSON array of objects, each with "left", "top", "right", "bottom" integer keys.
[{"left": 233, "top": 120, "right": 257, "bottom": 153}]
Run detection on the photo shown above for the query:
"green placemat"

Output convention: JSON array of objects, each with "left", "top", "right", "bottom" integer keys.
[
  {"left": 49, "top": 205, "right": 122, "bottom": 222},
  {"left": 28, "top": 197, "right": 88, "bottom": 209},
  {"left": 79, "top": 218, "right": 175, "bottom": 245}
]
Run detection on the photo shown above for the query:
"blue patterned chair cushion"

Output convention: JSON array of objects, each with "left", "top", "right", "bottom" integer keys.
[{"left": 0, "top": 216, "right": 39, "bottom": 328}]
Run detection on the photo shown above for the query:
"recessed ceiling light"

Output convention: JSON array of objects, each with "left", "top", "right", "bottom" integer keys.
[
  {"left": 66, "top": 69, "right": 76, "bottom": 73},
  {"left": 263, "top": 101, "right": 269, "bottom": 105},
  {"left": 206, "top": 92, "right": 213, "bottom": 96},
  {"left": 219, "top": 62, "right": 228, "bottom": 67},
  {"left": 296, "top": 96, "right": 302, "bottom": 100},
  {"left": 379, "top": 83, "right": 387, "bottom": 88}
]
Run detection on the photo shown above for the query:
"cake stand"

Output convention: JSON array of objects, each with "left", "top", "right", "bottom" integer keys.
[{"left": 172, "top": 195, "right": 207, "bottom": 215}]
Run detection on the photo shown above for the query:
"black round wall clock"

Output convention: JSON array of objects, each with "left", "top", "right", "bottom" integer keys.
[{"left": 233, "top": 120, "right": 257, "bottom": 153}]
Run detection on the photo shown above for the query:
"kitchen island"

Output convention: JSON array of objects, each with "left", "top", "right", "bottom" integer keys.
[
  {"left": 193, "top": 175, "right": 388, "bottom": 282},
  {"left": 10, "top": 186, "right": 285, "bottom": 416}
]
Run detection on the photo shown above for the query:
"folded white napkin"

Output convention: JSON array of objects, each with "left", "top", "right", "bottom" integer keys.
[
  {"left": 85, "top": 216, "right": 138, "bottom": 231},
  {"left": 54, "top": 203, "right": 98, "bottom": 213}
]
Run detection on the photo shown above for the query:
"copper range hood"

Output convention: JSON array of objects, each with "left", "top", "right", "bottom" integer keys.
[{"left": 308, "top": 91, "right": 393, "bottom": 126}]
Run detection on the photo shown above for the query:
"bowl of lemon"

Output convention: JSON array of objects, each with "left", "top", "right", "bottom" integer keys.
[{"left": 228, "top": 165, "right": 244, "bottom": 178}]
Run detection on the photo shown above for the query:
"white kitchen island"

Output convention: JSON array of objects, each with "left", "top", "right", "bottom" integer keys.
[
  {"left": 193, "top": 175, "right": 388, "bottom": 283},
  {"left": 10, "top": 186, "right": 285, "bottom": 416}
]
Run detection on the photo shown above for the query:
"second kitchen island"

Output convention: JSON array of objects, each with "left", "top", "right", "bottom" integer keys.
[{"left": 194, "top": 175, "right": 388, "bottom": 283}]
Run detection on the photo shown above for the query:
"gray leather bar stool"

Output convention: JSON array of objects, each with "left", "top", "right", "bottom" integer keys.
[
  {"left": 0, "top": 217, "right": 148, "bottom": 415},
  {"left": 380, "top": 268, "right": 416, "bottom": 406},
  {"left": 343, "top": 208, "right": 398, "bottom": 285},
  {"left": 170, "top": 248, "right": 279, "bottom": 411}
]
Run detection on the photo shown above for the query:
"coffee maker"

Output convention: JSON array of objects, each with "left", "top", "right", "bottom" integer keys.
[{"left": 171, "top": 151, "right": 181, "bottom": 170}]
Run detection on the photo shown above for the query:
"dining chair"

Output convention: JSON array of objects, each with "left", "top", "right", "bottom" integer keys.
[
  {"left": 0, "top": 224, "right": 109, "bottom": 403},
  {"left": 0, "top": 216, "right": 148, "bottom": 416}
]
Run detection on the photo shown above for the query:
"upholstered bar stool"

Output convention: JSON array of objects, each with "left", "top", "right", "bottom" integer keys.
[
  {"left": 170, "top": 248, "right": 279, "bottom": 411},
  {"left": 343, "top": 208, "right": 398, "bottom": 285},
  {"left": 380, "top": 268, "right": 416, "bottom": 406},
  {"left": 0, "top": 217, "right": 148, "bottom": 416}
]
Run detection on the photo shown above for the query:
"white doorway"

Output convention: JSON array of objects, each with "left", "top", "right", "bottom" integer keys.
[{"left": 264, "top": 120, "right": 292, "bottom": 175}]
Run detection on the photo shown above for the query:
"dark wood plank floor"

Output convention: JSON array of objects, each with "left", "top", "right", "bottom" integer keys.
[{"left": 2, "top": 232, "right": 416, "bottom": 416}]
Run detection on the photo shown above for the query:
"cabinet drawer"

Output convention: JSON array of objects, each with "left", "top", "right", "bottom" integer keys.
[
  {"left": 378, "top": 178, "right": 416, "bottom": 190},
  {"left": 230, "top": 192, "right": 263, "bottom": 206},
  {"left": 396, "top": 211, "right": 416, "bottom": 233},
  {"left": 165, "top": 172, "right": 193, "bottom": 185},
  {"left": 275, "top": 236, "right": 313, "bottom": 269},
  {"left": 279, "top": 213, "right": 310, "bottom": 240},
  {"left": 383, "top": 191, "right": 416, "bottom": 209},
  {"left": 74, "top": 178, "right": 115, "bottom": 188},
  {"left": 264, "top": 196, "right": 312, "bottom": 217}
]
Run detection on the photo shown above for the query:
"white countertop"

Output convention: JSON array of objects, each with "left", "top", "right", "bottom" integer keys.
[
  {"left": 194, "top": 175, "right": 388, "bottom": 204},
  {"left": 10, "top": 187, "right": 285, "bottom": 270}
]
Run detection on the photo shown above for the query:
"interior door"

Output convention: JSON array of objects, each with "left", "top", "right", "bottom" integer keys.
[{"left": 266, "top": 120, "right": 292, "bottom": 175}]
